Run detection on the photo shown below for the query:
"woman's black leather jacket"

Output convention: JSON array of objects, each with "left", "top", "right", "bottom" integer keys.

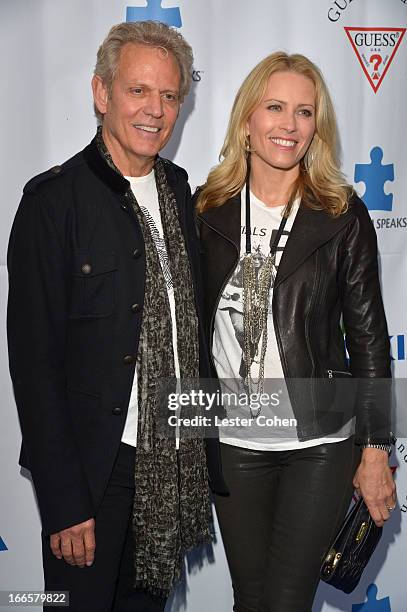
[{"left": 197, "top": 192, "right": 392, "bottom": 445}]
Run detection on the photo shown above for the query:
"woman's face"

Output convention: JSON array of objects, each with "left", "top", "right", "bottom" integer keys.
[{"left": 246, "top": 71, "right": 316, "bottom": 175}]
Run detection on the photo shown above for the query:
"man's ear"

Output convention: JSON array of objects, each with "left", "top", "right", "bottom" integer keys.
[{"left": 92, "top": 75, "right": 109, "bottom": 116}]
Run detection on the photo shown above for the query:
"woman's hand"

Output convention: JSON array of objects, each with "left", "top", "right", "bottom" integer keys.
[{"left": 353, "top": 448, "right": 396, "bottom": 527}]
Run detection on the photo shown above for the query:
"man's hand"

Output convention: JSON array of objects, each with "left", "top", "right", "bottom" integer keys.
[
  {"left": 50, "top": 518, "right": 95, "bottom": 568},
  {"left": 353, "top": 448, "right": 396, "bottom": 527}
]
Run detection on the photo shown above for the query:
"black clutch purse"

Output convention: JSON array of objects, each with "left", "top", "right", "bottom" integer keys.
[{"left": 320, "top": 496, "right": 383, "bottom": 594}]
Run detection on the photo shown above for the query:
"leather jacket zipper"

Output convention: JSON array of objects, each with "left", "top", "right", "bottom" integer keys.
[
  {"left": 199, "top": 217, "right": 239, "bottom": 373},
  {"left": 271, "top": 307, "right": 300, "bottom": 438},
  {"left": 327, "top": 369, "right": 352, "bottom": 378},
  {"left": 305, "top": 251, "right": 323, "bottom": 419}
]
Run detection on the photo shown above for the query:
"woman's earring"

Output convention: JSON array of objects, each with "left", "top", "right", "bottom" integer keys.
[{"left": 244, "top": 134, "right": 251, "bottom": 151}]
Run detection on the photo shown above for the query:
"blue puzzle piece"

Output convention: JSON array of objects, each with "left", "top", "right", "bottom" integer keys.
[
  {"left": 126, "top": 1, "right": 182, "bottom": 27},
  {"left": 354, "top": 147, "right": 394, "bottom": 211},
  {"left": 352, "top": 584, "right": 391, "bottom": 611},
  {"left": 0, "top": 536, "right": 8, "bottom": 551}
]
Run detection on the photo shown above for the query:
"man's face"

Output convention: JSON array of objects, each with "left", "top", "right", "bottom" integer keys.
[{"left": 93, "top": 42, "right": 181, "bottom": 176}]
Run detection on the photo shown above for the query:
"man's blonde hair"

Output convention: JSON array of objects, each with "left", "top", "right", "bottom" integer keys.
[{"left": 93, "top": 21, "right": 193, "bottom": 122}]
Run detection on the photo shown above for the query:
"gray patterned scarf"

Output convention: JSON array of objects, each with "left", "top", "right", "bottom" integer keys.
[{"left": 96, "top": 129, "right": 211, "bottom": 597}]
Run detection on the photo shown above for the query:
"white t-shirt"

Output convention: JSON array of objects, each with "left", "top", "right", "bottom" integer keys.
[
  {"left": 121, "top": 170, "right": 180, "bottom": 448},
  {"left": 212, "top": 187, "right": 353, "bottom": 450}
]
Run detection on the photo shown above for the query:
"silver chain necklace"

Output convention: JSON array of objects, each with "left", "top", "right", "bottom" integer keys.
[{"left": 242, "top": 166, "right": 288, "bottom": 415}]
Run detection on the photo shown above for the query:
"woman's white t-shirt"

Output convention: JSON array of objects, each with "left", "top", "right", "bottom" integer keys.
[{"left": 212, "top": 187, "right": 354, "bottom": 450}]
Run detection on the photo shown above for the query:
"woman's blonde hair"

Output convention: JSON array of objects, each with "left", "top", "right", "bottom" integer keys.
[{"left": 196, "top": 52, "right": 352, "bottom": 216}]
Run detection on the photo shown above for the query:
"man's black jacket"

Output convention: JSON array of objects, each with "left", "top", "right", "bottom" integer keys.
[{"left": 7, "top": 135, "right": 226, "bottom": 536}]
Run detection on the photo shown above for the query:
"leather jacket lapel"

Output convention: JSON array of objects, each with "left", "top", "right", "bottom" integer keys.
[
  {"left": 200, "top": 193, "right": 354, "bottom": 287},
  {"left": 275, "top": 203, "right": 353, "bottom": 287},
  {"left": 199, "top": 194, "right": 241, "bottom": 247}
]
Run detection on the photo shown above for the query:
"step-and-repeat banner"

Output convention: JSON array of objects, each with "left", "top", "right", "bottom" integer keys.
[{"left": 1, "top": 1, "right": 406, "bottom": 611}]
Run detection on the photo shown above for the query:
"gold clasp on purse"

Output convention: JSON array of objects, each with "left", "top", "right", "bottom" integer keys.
[
  {"left": 323, "top": 549, "right": 342, "bottom": 575},
  {"left": 332, "top": 552, "right": 342, "bottom": 568},
  {"left": 356, "top": 521, "right": 368, "bottom": 543},
  {"left": 325, "top": 548, "right": 336, "bottom": 565}
]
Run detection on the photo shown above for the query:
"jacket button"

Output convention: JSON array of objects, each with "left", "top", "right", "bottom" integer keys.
[
  {"left": 123, "top": 355, "right": 136, "bottom": 365},
  {"left": 131, "top": 303, "right": 141, "bottom": 313},
  {"left": 81, "top": 263, "right": 92, "bottom": 274},
  {"left": 112, "top": 406, "right": 123, "bottom": 416},
  {"left": 133, "top": 248, "right": 142, "bottom": 259},
  {"left": 50, "top": 165, "right": 62, "bottom": 174}
]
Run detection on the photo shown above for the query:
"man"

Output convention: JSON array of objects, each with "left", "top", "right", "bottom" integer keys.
[{"left": 7, "top": 21, "right": 225, "bottom": 612}]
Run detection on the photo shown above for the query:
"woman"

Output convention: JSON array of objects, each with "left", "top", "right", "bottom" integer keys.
[{"left": 196, "top": 52, "right": 396, "bottom": 612}]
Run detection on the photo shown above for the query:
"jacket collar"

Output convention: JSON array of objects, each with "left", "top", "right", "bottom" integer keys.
[
  {"left": 199, "top": 193, "right": 241, "bottom": 244},
  {"left": 276, "top": 203, "right": 352, "bottom": 286},
  {"left": 199, "top": 192, "right": 354, "bottom": 287},
  {"left": 82, "top": 133, "right": 187, "bottom": 224},
  {"left": 83, "top": 134, "right": 130, "bottom": 195}
]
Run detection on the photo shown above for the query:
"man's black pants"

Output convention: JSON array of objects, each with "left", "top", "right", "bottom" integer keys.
[{"left": 42, "top": 443, "right": 166, "bottom": 612}]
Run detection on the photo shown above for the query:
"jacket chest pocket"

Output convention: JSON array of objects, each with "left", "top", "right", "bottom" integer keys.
[{"left": 69, "top": 249, "right": 117, "bottom": 318}]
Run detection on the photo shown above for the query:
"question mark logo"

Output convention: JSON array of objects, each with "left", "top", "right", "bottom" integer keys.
[{"left": 369, "top": 54, "right": 382, "bottom": 80}]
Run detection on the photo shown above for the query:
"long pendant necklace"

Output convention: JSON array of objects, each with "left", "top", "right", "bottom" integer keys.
[{"left": 242, "top": 165, "right": 288, "bottom": 413}]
